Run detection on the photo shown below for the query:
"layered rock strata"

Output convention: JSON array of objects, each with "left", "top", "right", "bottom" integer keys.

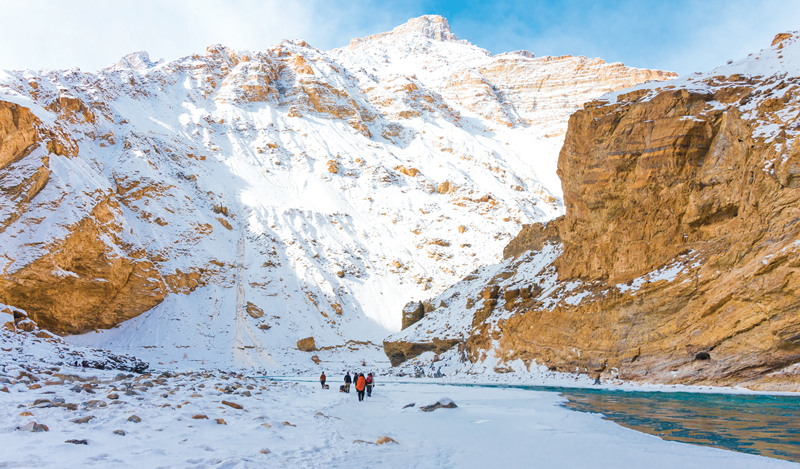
[{"left": 386, "top": 33, "right": 800, "bottom": 390}]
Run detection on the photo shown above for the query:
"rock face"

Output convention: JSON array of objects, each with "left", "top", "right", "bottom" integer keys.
[
  {"left": 384, "top": 336, "right": 459, "bottom": 367},
  {"left": 401, "top": 301, "right": 425, "bottom": 329},
  {"left": 0, "top": 101, "right": 40, "bottom": 170},
  {"left": 0, "top": 15, "right": 672, "bottom": 366},
  {"left": 385, "top": 33, "right": 800, "bottom": 391},
  {"left": 0, "top": 197, "right": 168, "bottom": 334}
]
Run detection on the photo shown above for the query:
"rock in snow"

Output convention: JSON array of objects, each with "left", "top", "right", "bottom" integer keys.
[
  {"left": 65, "top": 439, "right": 88, "bottom": 445},
  {"left": 419, "top": 397, "right": 457, "bottom": 412},
  {"left": 18, "top": 421, "right": 48, "bottom": 432}
]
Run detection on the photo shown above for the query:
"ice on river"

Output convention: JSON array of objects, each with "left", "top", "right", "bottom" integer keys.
[{"left": 1, "top": 365, "right": 793, "bottom": 468}]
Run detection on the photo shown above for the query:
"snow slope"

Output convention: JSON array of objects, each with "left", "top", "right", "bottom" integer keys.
[{"left": 0, "top": 15, "right": 675, "bottom": 370}]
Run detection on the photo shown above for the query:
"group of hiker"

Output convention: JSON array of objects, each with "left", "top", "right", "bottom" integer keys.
[{"left": 318, "top": 371, "right": 374, "bottom": 401}]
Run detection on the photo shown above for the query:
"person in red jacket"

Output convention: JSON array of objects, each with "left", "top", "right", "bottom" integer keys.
[
  {"left": 366, "top": 373, "right": 374, "bottom": 397},
  {"left": 355, "top": 373, "right": 366, "bottom": 401},
  {"left": 320, "top": 372, "right": 326, "bottom": 389}
]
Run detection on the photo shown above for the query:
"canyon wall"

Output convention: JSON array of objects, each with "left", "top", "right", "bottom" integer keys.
[{"left": 386, "top": 33, "right": 800, "bottom": 390}]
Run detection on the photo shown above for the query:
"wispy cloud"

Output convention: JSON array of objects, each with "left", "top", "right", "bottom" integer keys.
[
  {"left": 0, "top": 0, "right": 412, "bottom": 71},
  {"left": 0, "top": 0, "right": 797, "bottom": 74}
]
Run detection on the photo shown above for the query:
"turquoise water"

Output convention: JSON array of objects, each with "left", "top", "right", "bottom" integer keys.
[
  {"left": 557, "top": 387, "right": 800, "bottom": 463},
  {"left": 456, "top": 382, "right": 800, "bottom": 463},
  {"left": 263, "top": 377, "right": 800, "bottom": 463}
]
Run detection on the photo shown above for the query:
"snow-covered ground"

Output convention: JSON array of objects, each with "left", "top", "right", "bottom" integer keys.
[
  {"left": 3, "top": 325, "right": 797, "bottom": 467},
  {"left": 3, "top": 364, "right": 795, "bottom": 469}
]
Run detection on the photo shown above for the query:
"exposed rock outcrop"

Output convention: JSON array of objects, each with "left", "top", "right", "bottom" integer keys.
[
  {"left": 383, "top": 337, "right": 460, "bottom": 367},
  {"left": 401, "top": 301, "right": 425, "bottom": 329},
  {"left": 0, "top": 197, "right": 167, "bottom": 334},
  {"left": 0, "top": 101, "right": 215, "bottom": 335},
  {"left": 481, "top": 80, "right": 800, "bottom": 389},
  {"left": 0, "top": 101, "right": 40, "bottom": 171},
  {"left": 385, "top": 33, "right": 800, "bottom": 390},
  {"left": 297, "top": 336, "right": 317, "bottom": 352}
]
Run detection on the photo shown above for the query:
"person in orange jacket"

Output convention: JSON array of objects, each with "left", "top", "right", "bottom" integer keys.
[
  {"left": 320, "top": 372, "right": 326, "bottom": 389},
  {"left": 355, "top": 373, "right": 366, "bottom": 401}
]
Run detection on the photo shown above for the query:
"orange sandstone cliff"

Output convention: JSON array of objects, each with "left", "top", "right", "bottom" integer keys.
[{"left": 385, "top": 33, "right": 800, "bottom": 391}]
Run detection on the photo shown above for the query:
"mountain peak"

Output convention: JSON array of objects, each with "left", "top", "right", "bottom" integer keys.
[
  {"left": 348, "top": 15, "right": 464, "bottom": 49},
  {"left": 107, "top": 51, "right": 162, "bottom": 71},
  {"left": 394, "top": 15, "right": 459, "bottom": 42}
]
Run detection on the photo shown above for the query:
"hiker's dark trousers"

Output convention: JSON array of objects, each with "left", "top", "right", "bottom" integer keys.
[
  {"left": 357, "top": 390, "right": 365, "bottom": 401},
  {"left": 366, "top": 384, "right": 372, "bottom": 397}
]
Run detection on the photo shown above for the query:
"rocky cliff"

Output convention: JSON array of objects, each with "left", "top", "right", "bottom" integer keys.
[
  {"left": 0, "top": 15, "right": 673, "bottom": 368},
  {"left": 385, "top": 33, "right": 800, "bottom": 391}
]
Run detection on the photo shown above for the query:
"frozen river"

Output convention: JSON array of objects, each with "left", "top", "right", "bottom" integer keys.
[{"left": 4, "top": 364, "right": 797, "bottom": 468}]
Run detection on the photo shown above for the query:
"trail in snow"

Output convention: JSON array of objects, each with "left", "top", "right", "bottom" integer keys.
[
  {"left": 1, "top": 359, "right": 793, "bottom": 469},
  {"left": 234, "top": 209, "right": 276, "bottom": 367},
  {"left": 233, "top": 214, "right": 248, "bottom": 364}
]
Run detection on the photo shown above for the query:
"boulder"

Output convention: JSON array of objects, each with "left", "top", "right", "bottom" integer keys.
[
  {"left": 83, "top": 400, "right": 106, "bottom": 409},
  {"left": 326, "top": 160, "right": 339, "bottom": 174},
  {"left": 420, "top": 397, "right": 457, "bottom": 412},
  {"left": 18, "top": 421, "right": 48, "bottom": 432},
  {"left": 246, "top": 302, "right": 264, "bottom": 319},
  {"left": 296, "top": 337, "right": 317, "bottom": 352},
  {"left": 72, "top": 416, "right": 94, "bottom": 424},
  {"left": 481, "top": 286, "right": 499, "bottom": 300},
  {"left": 401, "top": 301, "right": 425, "bottom": 330}
]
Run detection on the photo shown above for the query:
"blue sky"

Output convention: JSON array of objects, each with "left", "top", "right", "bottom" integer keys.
[{"left": 1, "top": 0, "right": 798, "bottom": 74}]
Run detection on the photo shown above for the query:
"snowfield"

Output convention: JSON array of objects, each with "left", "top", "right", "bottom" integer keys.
[
  {"left": 2, "top": 331, "right": 796, "bottom": 468},
  {"left": 3, "top": 371, "right": 794, "bottom": 468}
]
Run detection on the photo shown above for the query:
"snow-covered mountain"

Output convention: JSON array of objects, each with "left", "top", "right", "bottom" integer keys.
[{"left": 0, "top": 15, "right": 675, "bottom": 369}]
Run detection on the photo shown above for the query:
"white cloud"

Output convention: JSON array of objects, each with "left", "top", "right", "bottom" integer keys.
[
  {"left": 0, "top": 0, "right": 410, "bottom": 71},
  {"left": 1, "top": 0, "right": 798, "bottom": 75}
]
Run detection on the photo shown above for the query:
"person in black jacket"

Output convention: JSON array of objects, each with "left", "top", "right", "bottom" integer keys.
[{"left": 344, "top": 372, "right": 352, "bottom": 393}]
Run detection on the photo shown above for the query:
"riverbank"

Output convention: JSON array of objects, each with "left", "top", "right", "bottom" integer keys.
[{"left": 4, "top": 356, "right": 797, "bottom": 468}]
